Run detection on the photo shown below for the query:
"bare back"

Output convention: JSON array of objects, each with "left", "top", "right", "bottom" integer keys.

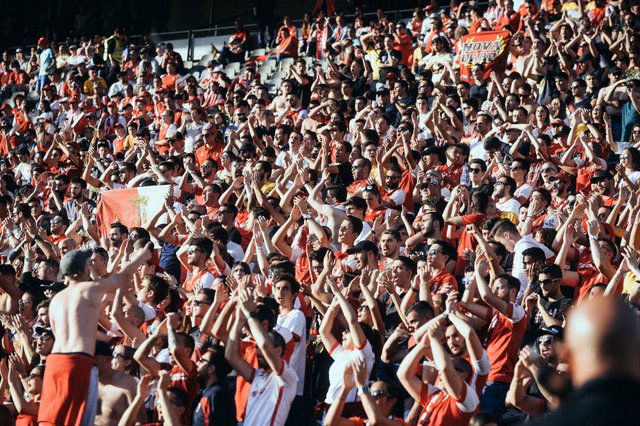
[{"left": 50, "top": 281, "right": 101, "bottom": 355}]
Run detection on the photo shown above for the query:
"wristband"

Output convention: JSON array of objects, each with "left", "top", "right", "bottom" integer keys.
[
  {"left": 411, "top": 287, "right": 420, "bottom": 292},
  {"left": 359, "top": 385, "right": 370, "bottom": 395}
]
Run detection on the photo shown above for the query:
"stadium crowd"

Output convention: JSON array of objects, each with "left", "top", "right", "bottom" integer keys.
[{"left": 0, "top": 0, "right": 639, "bottom": 425}]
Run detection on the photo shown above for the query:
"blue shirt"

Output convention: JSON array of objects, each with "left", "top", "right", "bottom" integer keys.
[
  {"left": 192, "top": 380, "right": 236, "bottom": 426},
  {"left": 39, "top": 48, "right": 54, "bottom": 76}
]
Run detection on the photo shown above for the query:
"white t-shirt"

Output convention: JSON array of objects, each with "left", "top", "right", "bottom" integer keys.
[
  {"left": 277, "top": 309, "right": 307, "bottom": 396},
  {"left": 245, "top": 362, "right": 298, "bottom": 426},
  {"left": 226, "top": 241, "right": 245, "bottom": 262},
  {"left": 514, "top": 183, "right": 533, "bottom": 202},
  {"left": 325, "top": 342, "right": 376, "bottom": 404},
  {"left": 496, "top": 197, "right": 521, "bottom": 216}
]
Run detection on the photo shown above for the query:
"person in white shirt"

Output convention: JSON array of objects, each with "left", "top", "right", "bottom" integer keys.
[
  {"left": 226, "top": 289, "right": 298, "bottom": 426},
  {"left": 490, "top": 219, "right": 554, "bottom": 302},
  {"left": 319, "top": 277, "right": 376, "bottom": 415},
  {"left": 273, "top": 275, "right": 308, "bottom": 424}
]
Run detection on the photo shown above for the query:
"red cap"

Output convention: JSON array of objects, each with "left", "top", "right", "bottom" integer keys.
[
  {"left": 37, "top": 37, "right": 48, "bottom": 46},
  {"left": 68, "top": 97, "right": 79, "bottom": 104}
]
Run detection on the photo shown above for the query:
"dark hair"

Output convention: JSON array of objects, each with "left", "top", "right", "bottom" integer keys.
[
  {"left": 344, "top": 215, "right": 363, "bottom": 236},
  {"left": 144, "top": 274, "right": 170, "bottom": 304},
  {"left": 327, "top": 185, "right": 348, "bottom": 202},
  {"left": 274, "top": 274, "right": 300, "bottom": 295},
  {"left": 191, "top": 236, "right": 214, "bottom": 258},
  {"left": 522, "top": 247, "right": 546, "bottom": 263},
  {"left": 110, "top": 223, "right": 128, "bottom": 235},
  {"left": 405, "top": 301, "right": 435, "bottom": 321},
  {"left": 538, "top": 263, "right": 562, "bottom": 280},
  {"left": 496, "top": 273, "right": 521, "bottom": 293},
  {"left": 396, "top": 255, "right": 417, "bottom": 276},
  {"left": 206, "top": 344, "right": 233, "bottom": 379},
  {"left": 491, "top": 218, "right": 519, "bottom": 239}
]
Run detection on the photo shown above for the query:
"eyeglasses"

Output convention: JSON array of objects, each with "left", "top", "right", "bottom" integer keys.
[
  {"left": 469, "top": 168, "right": 482, "bottom": 174},
  {"left": 537, "top": 336, "right": 554, "bottom": 345}
]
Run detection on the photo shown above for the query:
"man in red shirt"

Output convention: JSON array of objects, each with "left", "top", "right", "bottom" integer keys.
[
  {"left": 398, "top": 318, "right": 480, "bottom": 426},
  {"left": 495, "top": 0, "right": 520, "bottom": 32},
  {"left": 460, "top": 257, "right": 526, "bottom": 419}
]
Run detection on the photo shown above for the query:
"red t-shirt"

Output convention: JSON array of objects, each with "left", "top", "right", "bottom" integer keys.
[{"left": 484, "top": 303, "right": 526, "bottom": 383}]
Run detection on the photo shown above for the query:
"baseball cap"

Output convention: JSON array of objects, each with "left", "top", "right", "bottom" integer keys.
[
  {"left": 346, "top": 240, "right": 379, "bottom": 256},
  {"left": 37, "top": 37, "right": 48, "bottom": 46},
  {"left": 536, "top": 325, "right": 564, "bottom": 340},
  {"left": 213, "top": 65, "right": 224, "bottom": 73},
  {"left": 239, "top": 142, "right": 256, "bottom": 153},
  {"left": 591, "top": 170, "right": 614, "bottom": 183},
  {"left": 60, "top": 249, "right": 92, "bottom": 278}
]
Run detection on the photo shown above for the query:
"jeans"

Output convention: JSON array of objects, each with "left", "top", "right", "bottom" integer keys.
[{"left": 480, "top": 380, "right": 510, "bottom": 420}]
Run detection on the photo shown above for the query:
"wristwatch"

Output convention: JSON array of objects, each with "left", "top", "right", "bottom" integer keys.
[
  {"left": 303, "top": 214, "right": 313, "bottom": 221},
  {"left": 359, "top": 385, "right": 370, "bottom": 395}
]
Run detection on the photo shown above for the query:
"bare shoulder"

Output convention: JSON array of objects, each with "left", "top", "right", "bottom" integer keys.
[{"left": 112, "top": 370, "right": 138, "bottom": 392}]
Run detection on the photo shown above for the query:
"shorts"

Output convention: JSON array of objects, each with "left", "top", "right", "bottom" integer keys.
[
  {"left": 38, "top": 353, "right": 99, "bottom": 426},
  {"left": 36, "top": 75, "right": 49, "bottom": 90}
]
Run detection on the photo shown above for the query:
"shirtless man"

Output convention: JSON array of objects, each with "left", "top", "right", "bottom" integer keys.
[
  {"left": 94, "top": 341, "right": 141, "bottom": 426},
  {"left": 38, "top": 243, "right": 152, "bottom": 426}
]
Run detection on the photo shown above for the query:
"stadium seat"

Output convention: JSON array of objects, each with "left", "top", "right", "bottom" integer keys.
[
  {"left": 197, "top": 53, "right": 214, "bottom": 66},
  {"left": 279, "top": 57, "right": 294, "bottom": 71},
  {"left": 251, "top": 48, "right": 266, "bottom": 57}
]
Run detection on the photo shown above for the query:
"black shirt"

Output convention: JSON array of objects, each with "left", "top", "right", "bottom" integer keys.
[{"left": 532, "top": 375, "right": 640, "bottom": 426}]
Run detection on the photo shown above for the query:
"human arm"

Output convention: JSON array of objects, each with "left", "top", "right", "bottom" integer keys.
[
  {"left": 118, "top": 374, "right": 153, "bottom": 426},
  {"left": 224, "top": 304, "right": 254, "bottom": 382},
  {"left": 156, "top": 370, "right": 182, "bottom": 426},
  {"left": 324, "top": 364, "right": 358, "bottom": 426}
]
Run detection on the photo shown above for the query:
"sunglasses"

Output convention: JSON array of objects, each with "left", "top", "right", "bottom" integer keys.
[
  {"left": 537, "top": 336, "right": 554, "bottom": 345},
  {"left": 427, "top": 249, "right": 443, "bottom": 256},
  {"left": 371, "top": 389, "right": 393, "bottom": 398},
  {"left": 469, "top": 168, "right": 482, "bottom": 174}
]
